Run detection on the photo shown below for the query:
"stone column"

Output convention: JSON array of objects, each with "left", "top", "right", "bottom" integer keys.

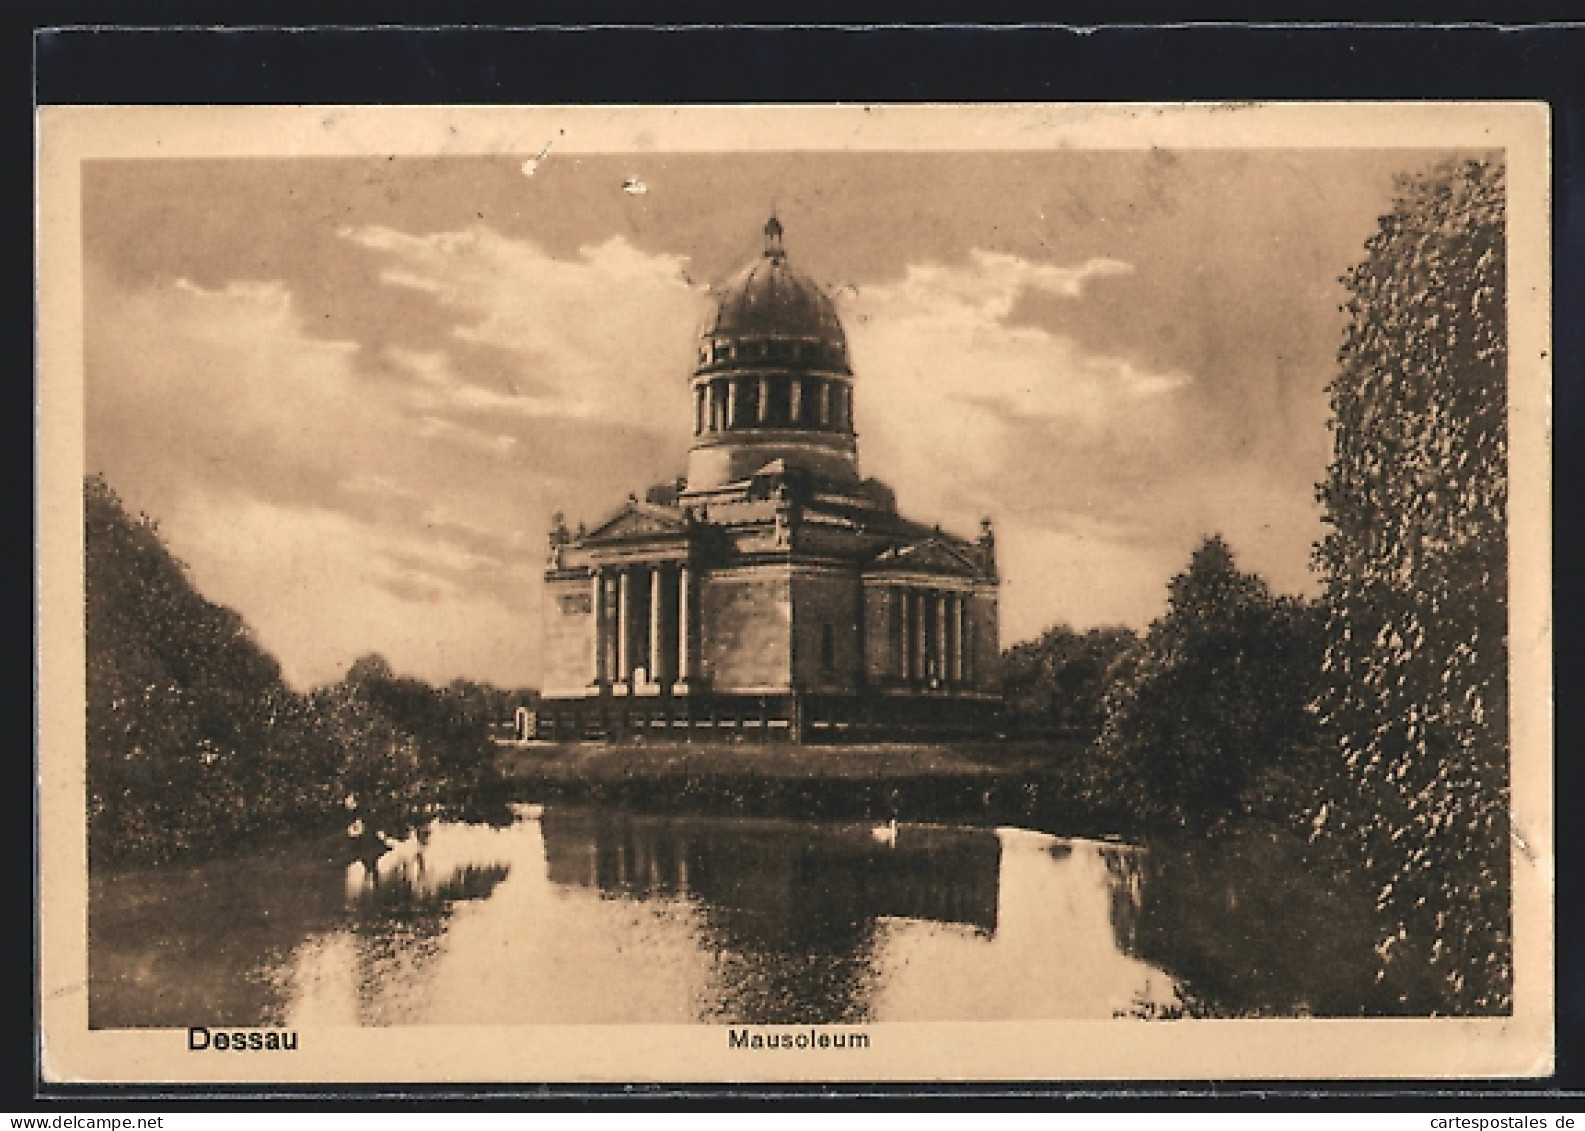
[
  {"left": 590, "top": 569, "right": 604, "bottom": 684},
  {"left": 937, "top": 593, "right": 949, "bottom": 684},
  {"left": 677, "top": 564, "right": 693, "bottom": 687},
  {"left": 941, "top": 592, "right": 954, "bottom": 685},
  {"left": 963, "top": 601, "right": 974, "bottom": 685},
  {"left": 905, "top": 588, "right": 917, "bottom": 680},
  {"left": 818, "top": 380, "right": 831, "bottom": 427},
  {"left": 944, "top": 589, "right": 957, "bottom": 677},
  {"left": 649, "top": 565, "right": 663, "bottom": 684},
  {"left": 897, "top": 589, "right": 910, "bottom": 680},
  {"left": 693, "top": 386, "right": 705, "bottom": 436},
  {"left": 758, "top": 376, "right": 770, "bottom": 425},
  {"left": 616, "top": 569, "right": 631, "bottom": 684},
  {"left": 726, "top": 379, "right": 739, "bottom": 429},
  {"left": 914, "top": 590, "right": 928, "bottom": 682},
  {"left": 790, "top": 378, "right": 802, "bottom": 423}
]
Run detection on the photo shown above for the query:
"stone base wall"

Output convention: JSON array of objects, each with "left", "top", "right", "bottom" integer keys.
[{"left": 531, "top": 689, "right": 1002, "bottom": 744}]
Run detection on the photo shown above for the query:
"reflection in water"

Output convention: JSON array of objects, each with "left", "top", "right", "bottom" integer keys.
[
  {"left": 90, "top": 806, "right": 1183, "bottom": 1028},
  {"left": 293, "top": 825, "right": 513, "bottom": 1027},
  {"left": 539, "top": 811, "right": 1003, "bottom": 1023},
  {"left": 1102, "top": 845, "right": 1146, "bottom": 957},
  {"left": 1125, "top": 827, "right": 1395, "bottom": 1017},
  {"left": 864, "top": 830, "right": 1178, "bottom": 1020},
  {"left": 347, "top": 836, "right": 511, "bottom": 1026},
  {"left": 89, "top": 842, "right": 349, "bottom": 1029}
]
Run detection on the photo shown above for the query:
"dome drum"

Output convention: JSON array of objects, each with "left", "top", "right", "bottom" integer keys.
[{"left": 690, "top": 372, "right": 854, "bottom": 436}]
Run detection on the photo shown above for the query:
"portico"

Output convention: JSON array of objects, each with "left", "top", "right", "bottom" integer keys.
[{"left": 586, "top": 561, "right": 698, "bottom": 694}]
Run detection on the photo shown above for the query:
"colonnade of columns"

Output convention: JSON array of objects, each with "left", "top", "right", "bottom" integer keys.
[
  {"left": 693, "top": 376, "right": 852, "bottom": 435},
  {"left": 589, "top": 562, "right": 695, "bottom": 691},
  {"left": 896, "top": 588, "right": 972, "bottom": 687}
]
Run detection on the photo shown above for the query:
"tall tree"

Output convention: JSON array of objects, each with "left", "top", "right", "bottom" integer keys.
[
  {"left": 1313, "top": 159, "right": 1509, "bottom": 1013},
  {"left": 85, "top": 474, "right": 297, "bottom": 856},
  {"left": 1096, "top": 535, "right": 1323, "bottom": 831},
  {"left": 1001, "top": 624, "right": 1137, "bottom": 735},
  {"left": 85, "top": 476, "right": 515, "bottom": 860}
]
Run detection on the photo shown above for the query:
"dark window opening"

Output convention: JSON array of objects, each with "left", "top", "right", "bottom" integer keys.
[
  {"left": 765, "top": 376, "right": 791, "bottom": 427},
  {"left": 742, "top": 379, "right": 761, "bottom": 428},
  {"left": 820, "top": 623, "right": 836, "bottom": 674}
]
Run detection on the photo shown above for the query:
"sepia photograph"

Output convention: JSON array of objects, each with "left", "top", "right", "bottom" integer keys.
[{"left": 36, "top": 103, "right": 1552, "bottom": 1083}]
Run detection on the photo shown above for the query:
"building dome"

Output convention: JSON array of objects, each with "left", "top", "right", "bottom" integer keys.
[
  {"left": 694, "top": 217, "right": 850, "bottom": 375},
  {"left": 685, "top": 218, "right": 860, "bottom": 493}
]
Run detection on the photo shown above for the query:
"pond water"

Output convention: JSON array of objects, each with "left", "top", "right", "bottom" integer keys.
[{"left": 89, "top": 805, "right": 1198, "bottom": 1027}]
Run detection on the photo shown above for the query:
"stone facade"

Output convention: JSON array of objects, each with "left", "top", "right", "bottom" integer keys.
[{"left": 535, "top": 218, "right": 1001, "bottom": 742}]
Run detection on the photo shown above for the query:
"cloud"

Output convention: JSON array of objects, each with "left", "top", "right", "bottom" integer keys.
[
  {"left": 85, "top": 230, "right": 709, "bottom": 689},
  {"left": 86, "top": 275, "right": 377, "bottom": 512},
  {"left": 861, "top": 251, "right": 1134, "bottom": 325},
  {"left": 341, "top": 225, "right": 705, "bottom": 432},
  {"left": 165, "top": 492, "right": 539, "bottom": 689},
  {"left": 843, "top": 250, "right": 1189, "bottom": 524},
  {"left": 840, "top": 249, "right": 1315, "bottom": 645},
  {"left": 388, "top": 347, "right": 598, "bottom": 421},
  {"left": 84, "top": 223, "right": 1331, "bottom": 688}
]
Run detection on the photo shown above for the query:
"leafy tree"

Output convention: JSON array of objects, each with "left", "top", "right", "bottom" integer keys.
[
  {"left": 1312, "top": 159, "right": 1509, "bottom": 1014},
  {"left": 85, "top": 477, "right": 516, "bottom": 861},
  {"left": 1000, "top": 624, "right": 1137, "bottom": 735},
  {"left": 325, "top": 656, "right": 516, "bottom": 833},
  {"left": 1096, "top": 536, "right": 1324, "bottom": 831},
  {"left": 344, "top": 652, "right": 396, "bottom": 689},
  {"left": 308, "top": 661, "right": 427, "bottom": 836},
  {"left": 85, "top": 475, "right": 300, "bottom": 857}
]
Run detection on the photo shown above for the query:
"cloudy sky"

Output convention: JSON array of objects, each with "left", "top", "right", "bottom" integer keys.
[{"left": 82, "top": 147, "right": 1460, "bottom": 690}]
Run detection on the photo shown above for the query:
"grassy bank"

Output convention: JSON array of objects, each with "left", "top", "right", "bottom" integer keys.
[
  {"left": 498, "top": 737, "right": 1091, "bottom": 777},
  {"left": 494, "top": 737, "right": 1135, "bottom": 839}
]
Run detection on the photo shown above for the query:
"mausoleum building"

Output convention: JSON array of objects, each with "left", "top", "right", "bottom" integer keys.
[{"left": 535, "top": 218, "right": 1000, "bottom": 741}]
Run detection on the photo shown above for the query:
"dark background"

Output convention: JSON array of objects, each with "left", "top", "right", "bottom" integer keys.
[{"left": 15, "top": 5, "right": 1585, "bottom": 1110}]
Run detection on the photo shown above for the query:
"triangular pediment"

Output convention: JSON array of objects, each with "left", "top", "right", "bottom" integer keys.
[
  {"left": 582, "top": 501, "right": 691, "bottom": 544},
  {"left": 869, "top": 537, "right": 984, "bottom": 578}
]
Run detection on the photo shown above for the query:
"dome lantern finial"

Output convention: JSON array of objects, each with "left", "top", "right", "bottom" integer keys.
[{"left": 763, "top": 215, "right": 784, "bottom": 259}]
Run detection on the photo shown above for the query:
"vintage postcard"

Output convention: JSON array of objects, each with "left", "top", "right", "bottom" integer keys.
[{"left": 37, "top": 103, "right": 1553, "bottom": 1084}]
